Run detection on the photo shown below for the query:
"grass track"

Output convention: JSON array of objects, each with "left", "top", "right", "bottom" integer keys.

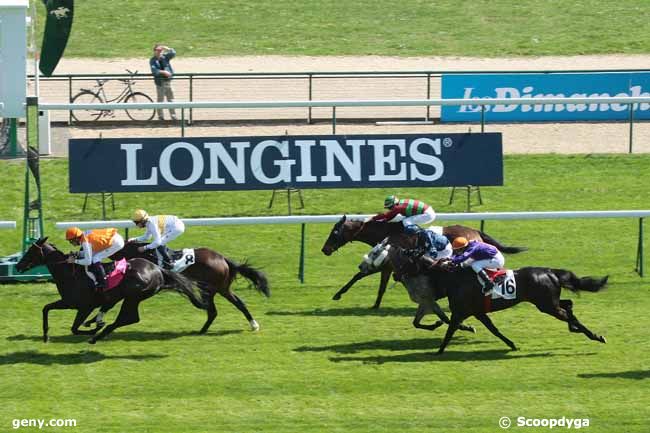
[
  {"left": 1, "top": 155, "right": 649, "bottom": 432},
  {"left": 31, "top": 0, "right": 650, "bottom": 58}
]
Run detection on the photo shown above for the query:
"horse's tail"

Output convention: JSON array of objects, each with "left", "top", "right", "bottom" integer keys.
[
  {"left": 225, "top": 258, "right": 271, "bottom": 298},
  {"left": 479, "top": 230, "right": 528, "bottom": 254},
  {"left": 552, "top": 269, "right": 609, "bottom": 293},
  {"left": 161, "top": 269, "right": 207, "bottom": 310}
]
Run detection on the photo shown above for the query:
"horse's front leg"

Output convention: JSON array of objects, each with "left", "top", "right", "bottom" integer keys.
[
  {"left": 42, "top": 299, "right": 70, "bottom": 343},
  {"left": 371, "top": 267, "right": 392, "bottom": 309},
  {"left": 429, "top": 300, "right": 476, "bottom": 333},
  {"left": 412, "top": 304, "right": 443, "bottom": 331},
  {"left": 332, "top": 270, "right": 378, "bottom": 301},
  {"left": 71, "top": 308, "right": 98, "bottom": 336}
]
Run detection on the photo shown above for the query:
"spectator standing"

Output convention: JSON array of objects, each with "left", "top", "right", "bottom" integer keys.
[{"left": 150, "top": 43, "right": 178, "bottom": 121}]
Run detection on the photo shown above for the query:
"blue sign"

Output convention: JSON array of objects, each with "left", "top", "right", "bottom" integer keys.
[
  {"left": 68, "top": 133, "right": 503, "bottom": 193},
  {"left": 441, "top": 72, "right": 650, "bottom": 122}
]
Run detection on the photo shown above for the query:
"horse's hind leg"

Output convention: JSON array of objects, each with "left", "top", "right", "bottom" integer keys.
[
  {"left": 474, "top": 313, "right": 517, "bottom": 351},
  {"left": 83, "top": 300, "right": 119, "bottom": 328},
  {"left": 199, "top": 290, "right": 218, "bottom": 334},
  {"left": 89, "top": 299, "right": 141, "bottom": 344},
  {"left": 541, "top": 303, "right": 606, "bottom": 344},
  {"left": 220, "top": 290, "right": 259, "bottom": 331}
]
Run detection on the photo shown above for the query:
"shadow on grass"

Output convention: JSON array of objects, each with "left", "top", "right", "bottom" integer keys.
[
  {"left": 7, "top": 329, "right": 242, "bottom": 343},
  {"left": 578, "top": 370, "right": 650, "bottom": 380},
  {"left": 329, "top": 350, "right": 597, "bottom": 364},
  {"left": 295, "top": 336, "right": 481, "bottom": 354},
  {"left": 0, "top": 350, "right": 166, "bottom": 365},
  {"left": 267, "top": 306, "right": 416, "bottom": 317}
]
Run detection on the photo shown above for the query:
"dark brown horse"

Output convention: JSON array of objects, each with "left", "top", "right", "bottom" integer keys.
[
  {"left": 321, "top": 215, "right": 527, "bottom": 308},
  {"left": 15, "top": 238, "right": 205, "bottom": 343},
  {"left": 108, "top": 242, "right": 270, "bottom": 333},
  {"left": 388, "top": 246, "right": 608, "bottom": 354}
]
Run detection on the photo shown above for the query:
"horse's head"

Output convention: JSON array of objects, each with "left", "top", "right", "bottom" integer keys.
[
  {"left": 358, "top": 238, "right": 391, "bottom": 274},
  {"left": 16, "top": 237, "right": 51, "bottom": 272},
  {"left": 321, "top": 215, "right": 363, "bottom": 256}
]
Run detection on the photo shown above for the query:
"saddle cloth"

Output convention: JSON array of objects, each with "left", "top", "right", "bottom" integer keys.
[
  {"left": 485, "top": 269, "right": 517, "bottom": 300},
  {"left": 154, "top": 247, "right": 196, "bottom": 272},
  {"left": 85, "top": 259, "right": 128, "bottom": 292}
]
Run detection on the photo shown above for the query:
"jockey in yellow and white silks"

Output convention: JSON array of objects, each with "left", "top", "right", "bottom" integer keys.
[
  {"left": 66, "top": 227, "right": 125, "bottom": 290},
  {"left": 129, "top": 210, "right": 185, "bottom": 269}
]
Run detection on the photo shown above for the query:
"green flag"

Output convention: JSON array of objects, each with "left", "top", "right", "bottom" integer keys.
[{"left": 39, "top": 0, "right": 74, "bottom": 77}]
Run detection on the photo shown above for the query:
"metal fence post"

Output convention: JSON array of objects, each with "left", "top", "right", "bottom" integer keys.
[
  {"left": 68, "top": 76, "right": 73, "bottom": 125},
  {"left": 308, "top": 73, "right": 313, "bottom": 124},
  {"left": 426, "top": 73, "right": 431, "bottom": 121},
  {"left": 332, "top": 106, "right": 336, "bottom": 134},
  {"left": 298, "top": 223, "right": 306, "bottom": 283},
  {"left": 189, "top": 74, "right": 194, "bottom": 125},
  {"left": 481, "top": 105, "right": 485, "bottom": 132},
  {"left": 636, "top": 217, "right": 644, "bottom": 277},
  {"left": 628, "top": 103, "right": 634, "bottom": 154}
]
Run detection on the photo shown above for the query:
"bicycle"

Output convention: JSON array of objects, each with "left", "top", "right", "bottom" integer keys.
[{"left": 70, "top": 69, "right": 155, "bottom": 122}]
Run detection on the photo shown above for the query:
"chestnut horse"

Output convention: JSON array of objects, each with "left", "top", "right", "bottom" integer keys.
[
  {"left": 388, "top": 246, "right": 607, "bottom": 354},
  {"left": 321, "top": 215, "right": 527, "bottom": 308},
  {"left": 107, "top": 242, "right": 270, "bottom": 333}
]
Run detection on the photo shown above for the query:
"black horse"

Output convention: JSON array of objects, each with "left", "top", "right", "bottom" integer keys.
[
  {"left": 16, "top": 238, "right": 206, "bottom": 343},
  {"left": 388, "top": 246, "right": 608, "bottom": 354},
  {"left": 107, "top": 241, "right": 269, "bottom": 333},
  {"left": 321, "top": 215, "right": 527, "bottom": 308}
]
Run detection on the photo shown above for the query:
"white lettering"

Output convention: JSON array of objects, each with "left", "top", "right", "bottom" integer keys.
[
  {"left": 204, "top": 141, "right": 250, "bottom": 184},
  {"left": 159, "top": 142, "right": 204, "bottom": 187},
  {"left": 458, "top": 88, "right": 483, "bottom": 113},
  {"left": 250, "top": 140, "right": 296, "bottom": 184},
  {"left": 368, "top": 139, "right": 407, "bottom": 181},
  {"left": 493, "top": 87, "right": 519, "bottom": 112},
  {"left": 321, "top": 139, "right": 364, "bottom": 182},
  {"left": 409, "top": 138, "right": 444, "bottom": 181},
  {"left": 121, "top": 143, "right": 158, "bottom": 186},
  {"left": 294, "top": 140, "right": 318, "bottom": 182}
]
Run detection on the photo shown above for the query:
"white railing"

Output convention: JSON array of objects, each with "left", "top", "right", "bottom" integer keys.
[
  {"left": 55, "top": 210, "right": 650, "bottom": 230},
  {"left": 39, "top": 96, "right": 650, "bottom": 111},
  {"left": 0, "top": 221, "right": 16, "bottom": 229},
  {"left": 55, "top": 210, "right": 648, "bottom": 279}
]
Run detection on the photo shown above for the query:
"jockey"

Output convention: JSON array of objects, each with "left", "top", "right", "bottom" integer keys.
[
  {"left": 65, "top": 227, "right": 125, "bottom": 290},
  {"left": 129, "top": 209, "right": 185, "bottom": 269},
  {"left": 450, "top": 237, "right": 505, "bottom": 294},
  {"left": 405, "top": 225, "right": 452, "bottom": 262},
  {"left": 370, "top": 195, "right": 436, "bottom": 229}
]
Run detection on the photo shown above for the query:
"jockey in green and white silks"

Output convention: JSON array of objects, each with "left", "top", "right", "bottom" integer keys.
[
  {"left": 370, "top": 195, "right": 436, "bottom": 228},
  {"left": 129, "top": 210, "right": 185, "bottom": 269}
]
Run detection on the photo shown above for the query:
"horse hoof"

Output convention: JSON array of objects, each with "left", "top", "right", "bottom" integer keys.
[
  {"left": 599, "top": 336, "right": 607, "bottom": 344},
  {"left": 43, "top": 336, "right": 48, "bottom": 343},
  {"left": 250, "top": 320, "right": 260, "bottom": 331},
  {"left": 332, "top": 294, "right": 341, "bottom": 301},
  {"left": 370, "top": 304, "right": 381, "bottom": 310},
  {"left": 88, "top": 338, "right": 97, "bottom": 345},
  {"left": 509, "top": 345, "right": 518, "bottom": 351},
  {"left": 82, "top": 321, "right": 92, "bottom": 328}
]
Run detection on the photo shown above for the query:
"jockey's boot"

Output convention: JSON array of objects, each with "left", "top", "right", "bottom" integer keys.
[
  {"left": 89, "top": 262, "right": 107, "bottom": 291},
  {"left": 156, "top": 246, "right": 173, "bottom": 270},
  {"left": 477, "top": 269, "right": 494, "bottom": 295}
]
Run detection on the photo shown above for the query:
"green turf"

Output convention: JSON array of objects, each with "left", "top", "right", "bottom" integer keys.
[
  {"left": 0, "top": 155, "right": 649, "bottom": 432},
  {"left": 32, "top": 0, "right": 650, "bottom": 58}
]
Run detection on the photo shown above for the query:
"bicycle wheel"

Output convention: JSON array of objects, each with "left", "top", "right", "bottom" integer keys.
[
  {"left": 70, "top": 91, "right": 104, "bottom": 122},
  {"left": 125, "top": 92, "right": 155, "bottom": 121}
]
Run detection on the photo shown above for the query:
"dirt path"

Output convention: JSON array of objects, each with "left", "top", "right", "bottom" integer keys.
[{"left": 43, "top": 55, "right": 650, "bottom": 155}]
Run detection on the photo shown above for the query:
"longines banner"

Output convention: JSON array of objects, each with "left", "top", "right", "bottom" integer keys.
[
  {"left": 441, "top": 72, "right": 650, "bottom": 122},
  {"left": 68, "top": 133, "right": 503, "bottom": 193}
]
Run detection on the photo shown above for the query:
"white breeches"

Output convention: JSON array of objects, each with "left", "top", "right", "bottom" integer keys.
[
  {"left": 467, "top": 251, "right": 505, "bottom": 273},
  {"left": 91, "top": 233, "right": 125, "bottom": 263},
  {"left": 160, "top": 219, "right": 185, "bottom": 245},
  {"left": 402, "top": 208, "right": 436, "bottom": 227}
]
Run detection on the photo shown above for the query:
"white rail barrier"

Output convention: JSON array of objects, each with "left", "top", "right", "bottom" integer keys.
[
  {"left": 56, "top": 210, "right": 648, "bottom": 279},
  {"left": 55, "top": 210, "right": 650, "bottom": 230},
  {"left": 39, "top": 96, "right": 650, "bottom": 111},
  {"left": 0, "top": 221, "right": 16, "bottom": 229}
]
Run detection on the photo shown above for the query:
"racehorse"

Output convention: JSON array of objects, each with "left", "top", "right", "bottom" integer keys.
[
  {"left": 321, "top": 215, "right": 527, "bottom": 308},
  {"left": 358, "top": 241, "right": 476, "bottom": 334},
  {"left": 15, "top": 238, "right": 205, "bottom": 343},
  {"left": 107, "top": 241, "right": 270, "bottom": 333},
  {"left": 387, "top": 246, "right": 608, "bottom": 354}
]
